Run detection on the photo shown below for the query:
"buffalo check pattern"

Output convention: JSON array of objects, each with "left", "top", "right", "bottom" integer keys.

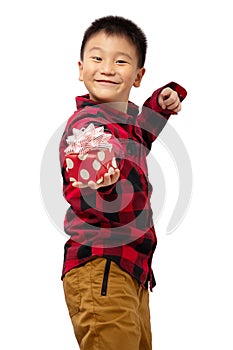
[{"left": 59, "top": 82, "right": 187, "bottom": 291}]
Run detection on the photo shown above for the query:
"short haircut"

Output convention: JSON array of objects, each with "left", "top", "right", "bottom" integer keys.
[{"left": 80, "top": 16, "right": 147, "bottom": 68}]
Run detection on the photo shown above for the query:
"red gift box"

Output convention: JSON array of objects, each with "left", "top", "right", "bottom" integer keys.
[
  {"left": 64, "top": 148, "right": 118, "bottom": 185},
  {"left": 64, "top": 123, "right": 118, "bottom": 185}
]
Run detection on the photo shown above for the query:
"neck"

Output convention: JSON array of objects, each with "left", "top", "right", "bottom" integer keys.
[{"left": 104, "top": 101, "right": 128, "bottom": 113}]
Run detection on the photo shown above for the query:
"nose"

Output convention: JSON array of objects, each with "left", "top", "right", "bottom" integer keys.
[{"left": 100, "top": 60, "right": 115, "bottom": 75}]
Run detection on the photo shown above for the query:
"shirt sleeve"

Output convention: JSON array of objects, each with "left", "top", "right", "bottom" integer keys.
[{"left": 137, "top": 82, "right": 187, "bottom": 153}]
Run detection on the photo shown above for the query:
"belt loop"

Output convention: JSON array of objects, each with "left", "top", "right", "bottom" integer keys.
[{"left": 101, "top": 259, "right": 111, "bottom": 296}]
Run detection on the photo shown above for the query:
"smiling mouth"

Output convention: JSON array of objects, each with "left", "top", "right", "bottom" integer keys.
[{"left": 95, "top": 80, "right": 119, "bottom": 84}]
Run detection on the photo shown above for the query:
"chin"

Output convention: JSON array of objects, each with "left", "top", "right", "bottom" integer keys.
[{"left": 93, "top": 94, "right": 117, "bottom": 104}]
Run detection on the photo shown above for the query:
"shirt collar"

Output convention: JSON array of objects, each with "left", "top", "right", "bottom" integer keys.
[{"left": 75, "top": 94, "right": 139, "bottom": 119}]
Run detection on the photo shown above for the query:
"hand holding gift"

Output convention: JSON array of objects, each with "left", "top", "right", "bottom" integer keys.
[{"left": 64, "top": 123, "right": 120, "bottom": 189}]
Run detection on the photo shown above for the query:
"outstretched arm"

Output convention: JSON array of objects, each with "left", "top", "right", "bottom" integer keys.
[{"left": 137, "top": 82, "right": 187, "bottom": 152}]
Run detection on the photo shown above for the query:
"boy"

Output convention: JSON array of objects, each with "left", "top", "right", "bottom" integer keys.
[{"left": 60, "top": 16, "right": 187, "bottom": 350}]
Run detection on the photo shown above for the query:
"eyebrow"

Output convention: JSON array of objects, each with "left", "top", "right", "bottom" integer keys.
[{"left": 87, "top": 46, "right": 133, "bottom": 60}]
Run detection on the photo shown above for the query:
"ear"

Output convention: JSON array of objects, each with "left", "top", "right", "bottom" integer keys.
[
  {"left": 78, "top": 61, "right": 84, "bottom": 81},
  {"left": 133, "top": 67, "right": 146, "bottom": 88}
]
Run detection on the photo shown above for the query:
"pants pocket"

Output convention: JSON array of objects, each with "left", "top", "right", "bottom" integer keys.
[
  {"left": 101, "top": 259, "right": 111, "bottom": 296},
  {"left": 63, "top": 268, "right": 81, "bottom": 317}
]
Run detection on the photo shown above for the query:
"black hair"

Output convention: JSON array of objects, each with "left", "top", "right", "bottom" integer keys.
[{"left": 80, "top": 16, "right": 147, "bottom": 68}]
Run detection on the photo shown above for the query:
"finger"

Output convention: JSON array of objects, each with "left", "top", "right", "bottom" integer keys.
[
  {"left": 111, "top": 168, "right": 120, "bottom": 183},
  {"left": 87, "top": 180, "right": 99, "bottom": 190},
  {"left": 89, "top": 173, "right": 111, "bottom": 190},
  {"left": 162, "top": 92, "right": 179, "bottom": 107},
  {"left": 103, "top": 172, "right": 112, "bottom": 186},
  {"left": 172, "top": 103, "right": 182, "bottom": 113},
  {"left": 166, "top": 100, "right": 181, "bottom": 111},
  {"left": 72, "top": 181, "right": 88, "bottom": 188},
  {"left": 87, "top": 169, "right": 121, "bottom": 190},
  {"left": 158, "top": 94, "right": 167, "bottom": 110},
  {"left": 159, "top": 88, "right": 175, "bottom": 110},
  {"left": 160, "top": 87, "right": 172, "bottom": 99},
  {"left": 97, "top": 169, "right": 120, "bottom": 189}
]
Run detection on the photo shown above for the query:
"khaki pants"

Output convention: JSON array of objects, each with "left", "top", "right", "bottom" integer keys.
[{"left": 63, "top": 257, "right": 152, "bottom": 350}]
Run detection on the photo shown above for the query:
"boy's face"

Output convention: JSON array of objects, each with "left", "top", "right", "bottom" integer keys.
[{"left": 78, "top": 31, "right": 145, "bottom": 106}]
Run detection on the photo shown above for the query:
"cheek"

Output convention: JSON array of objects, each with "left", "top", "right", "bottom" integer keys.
[
  {"left": 126, "top": 73, "right": 138, "bottom": 87},
  {"left": 126, "top": 68, "right": 138, "bottom": 82},
  {"left": 82, "top": 69, "right": 94, "bottom": 82},
  {"left": 82, "top": 62, "right": 95, "bottom": 75},
  {"left": 119, "top": 69, "right": 132, "bottom": 83}
]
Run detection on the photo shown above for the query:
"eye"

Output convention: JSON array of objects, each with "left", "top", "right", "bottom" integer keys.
[
  {"left": 116, "top": 60, "right": 128, "bottom": 64},
  {"left": 91, "top": 56, "right": 102, "bottom": 61}
]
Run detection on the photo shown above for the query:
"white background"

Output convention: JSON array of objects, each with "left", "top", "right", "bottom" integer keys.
[{"left": 1, "top": 0, "right": 233, "bottom": 349}]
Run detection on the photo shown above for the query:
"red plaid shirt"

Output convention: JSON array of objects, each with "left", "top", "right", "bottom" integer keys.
[{"left": 60, "top": 82, "right": 187, "bottom": 291}]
